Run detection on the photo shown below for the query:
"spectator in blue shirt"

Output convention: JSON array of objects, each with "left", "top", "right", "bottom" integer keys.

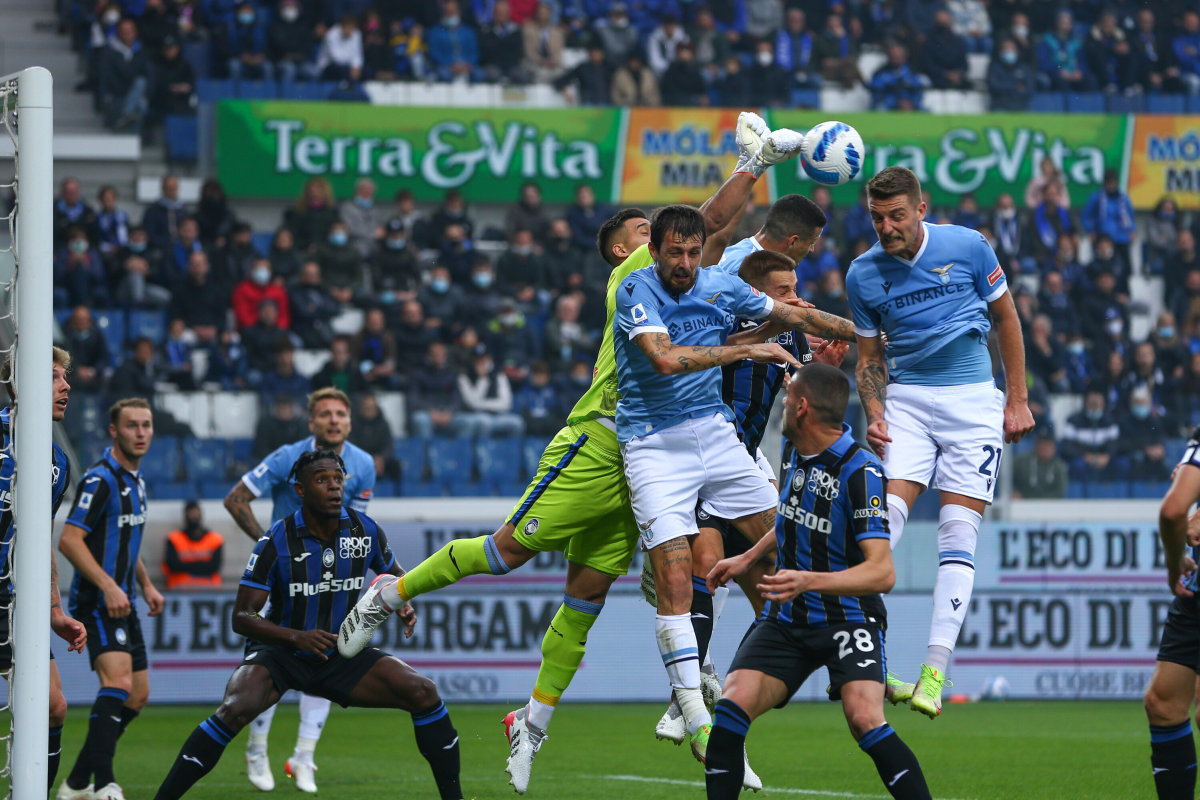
[
  {"left": 1082, "top": 169, "right": 1136, "bottom": 266},
  {"left": 1173, "top": 11, "right": 1200, "bottom": 93},
  {"left": 428, "top": 0, "right": 483, "bottom": 82},
  {"left": 1036, "top": 9, "right": 1095, "bottom": 91},
  {"left": 775, "top": 8, "right": 819, "bottom": 88},
  {"left": 869, "top": 42, "right": 927, "bottom": 110},
  {"left": 221, "top": 2, "right": 273, "bottom": 80}
]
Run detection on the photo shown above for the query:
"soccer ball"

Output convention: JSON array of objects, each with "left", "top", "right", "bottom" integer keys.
[
  {"left": 800, "top": 121, "right": 865, "bottom": 186},
  {"left": 980, "top": 675, "right": 1011, "bottom": 701}
]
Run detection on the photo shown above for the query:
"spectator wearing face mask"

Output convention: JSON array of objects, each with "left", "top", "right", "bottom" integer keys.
[
  {"left": 54, "top": 226, "right": 109, "bottom": 309},
  {"left": 314, "top": 221, "right": 364, "bottom": 305},
  {"left": 268, "top": 0, "right": 316, "bottom": 82},
  {"left": 988, "top": 38, "right": 1033, "bottom": 111},
  {"left": 220, "top": 1, "right": 273, "bottom": 80},
  {"left": 372, "top": 219, "right": 420, "bottom": 308},
  {"left": 340, "top": 178, "right": 385, "bottom": 257},
  {"left": 461, "top": 257, "right": 505, "bottom": 326},
  {"left": 231, "top": 258, "right": 290, "bottom": 331},
  {"left": 1061, "top": 389, "right": 1123, "bottom": 481},
  {"left": 747, "top": 40, "right": 792, "bottom": 108},
  {"left": 418, "top": 265, "right": 466, "bottom": 334},
  {"left": 1119, "top": 386, "right": 1172, "bottom": 481}
]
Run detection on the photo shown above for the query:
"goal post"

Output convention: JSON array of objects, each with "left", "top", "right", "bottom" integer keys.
[{"left": 3, "top": 65, "right": 54, "bottom": 800}]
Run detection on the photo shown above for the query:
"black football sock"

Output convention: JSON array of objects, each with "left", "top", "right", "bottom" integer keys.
[
  {"left": 66, "top": 687, "right": 128, "bottom": 790},
  {"left": 858, "top": 723, "right": 932, "bottom": 800},
  {"left": 48, "top": 724, "right": 63, "bottom": 791},
  {"left": 706, "top": 698, "right": 749, "bottom": 799},
  {"left": 1151, "top": 721, "right": 1197, "bottom": 799},
  {"left": 691, "top": 576, "right": 715, "bottom": 665},
  {"left": 153, "top": 715, "right": 235, "bottom": 800},
  {"left": 412, "top": 702, "right": 462, "bottom": 800},
  {"left": 118, "top": 706, "right": 139, "bottom": 734}
]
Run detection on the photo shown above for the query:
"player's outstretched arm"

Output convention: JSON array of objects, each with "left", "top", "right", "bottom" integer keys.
[
  {"left": 854, "top": 334, "right": 891, "bottom": 458},
  {"left": 765, "top": 302, "right": 856, "bottom": 342},
  {"left": 757, "top": 539, "right": 895, "bottom": 603},
  {"left": 708, "top": 519, "right": 779, "bottom": 592},
  {"left": 59, "top": 522, "right": 132, "bottom": 617},
  {"left": 989, "top": 291, "right": 1035, "bottom": 443},
  {"left": 1160, "top": 464, "right": 1200, "bottom": 597},
  {"left": 634, "top": 331, "right": 800, "bottom": 376},
  {"left": 233, "top": 585, "right": 337, "bottom": 658},
  {"left": 225, "top": 481, "right": 265, "bottom": 541}
]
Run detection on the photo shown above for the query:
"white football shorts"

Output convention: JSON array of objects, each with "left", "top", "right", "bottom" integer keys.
[
  {"left": 882, "top": 380, "right": 1005, "bottom": 503},
  {"left": 622, "top": 413, "right": 779, "bottom": 550}
]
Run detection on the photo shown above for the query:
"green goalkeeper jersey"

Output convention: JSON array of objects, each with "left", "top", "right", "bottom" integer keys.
[{"left": 566, "top": 243, "right": 654, "bottom": 433}]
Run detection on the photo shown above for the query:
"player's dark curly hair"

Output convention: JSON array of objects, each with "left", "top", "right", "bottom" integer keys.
[
  {"left": 596, "top": 207, "right": 648, "bottom": 267},
  {"left": 288, "top": 449, "right": 345, "bottom": 482},
  {"left": 649, "top": 204, "right": 706, "bottom": 253}
]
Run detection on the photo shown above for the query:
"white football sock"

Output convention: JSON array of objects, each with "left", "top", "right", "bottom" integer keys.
[
  {"left": 296, "top": 693, "right": 331, "bottom": 742},
  {"left": 247, "top": 730, "right": 268, "bottom": 757},
  {"left": 379, "top": 575, "right": 405, "bottom": 610},
  {"left": 526, "top": 698, "right": 554, "bottom": 732},
  {"left": 249, "top": 702, "right": 277, "bottom": 740},
  {"left": 656, "top": 613, "right": 709, "bottom": 734},
  {"left": 887, "top": 494, "right": 910, "bottom": 551},
  {"left": 928, "top": 504, "right": 982, "bottom": 656}
]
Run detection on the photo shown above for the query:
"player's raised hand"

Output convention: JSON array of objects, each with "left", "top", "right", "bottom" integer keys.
[
  {"left": 1004, "top": 399, "right": 1035, "bottom": 444},
  {"left": 52, "top": 611, "right": 87, "bottom": 653},
  {"left": 745, "top": 342, "right": 801, "bottom": 368},
  {"left": 756, "top": 569, "right": 813, "bottom": 603},
  {"left": 397, "top": 602, "right": 417, "bottom": 638},
  {"left": 102, "top": 583, "right": 132, "bottom": 618},
  {"left": 144, "top": 582, "right": 166, "bottom": 616},
  {"left": 293, "top": 629, "right": 338, "bottom": 660},
  {"left": 866, "top": 420, "right": 892, "bottom": 458},
  {"left": 814, "top": 339, "right": 849, "bottom": 367}
]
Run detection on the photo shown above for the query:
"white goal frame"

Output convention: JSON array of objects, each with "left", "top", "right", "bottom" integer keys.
[{"left": 2, "top": 65, "right": 54, "bottom": 800}]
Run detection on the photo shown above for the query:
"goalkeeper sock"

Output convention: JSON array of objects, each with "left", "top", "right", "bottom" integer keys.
[
  {"left": 153, "top": 715, "right": 235, "bottom": 800},
  {"left": 412, "top": 702, "right": 462, "bottom": 800},
  {"left": 67, "top": 687, "right": 128, "bottom": 790},
  {"left": 529, "top": 595, "right": 602, "bottom": 730},
  {"left": 1150, "top": 721, "right": 1196, "bottom": 800},
  {"left": 690, "top": 576, "right": 714, "bottom": 667},
  {"left": 706, "top": 699, "right": 750, "bottom": 799},
  {"left": 392, "top": 535, "right": 509, "bottom": 604},
  {"left": 48, "top": 724, "right": 63, "bottom": 791},
  {"left": 859, "top": 724, "right": 931, "bottom": 800}
]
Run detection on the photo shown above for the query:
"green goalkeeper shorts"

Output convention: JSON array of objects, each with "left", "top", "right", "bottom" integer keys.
[{"left": 507, "top": 418, "right": 639, "bottom": 579}]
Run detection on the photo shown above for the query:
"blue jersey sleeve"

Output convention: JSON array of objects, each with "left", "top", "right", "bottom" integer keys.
[
  {"left": 52, "top": 448, "right": 71, "bottom": 518},
  {"left": 242, "top": 445, "right": 296, "bottom": 498},
  {"left": 971, "top": 232, "right": 1007, "bottom": 303},
  {"left": 845, "top": 268, "right": 881, "bottom": 338},
  {"left": 240, "top": 534, "right": 277, "bottom": 591},
  {"left": 346, "top": 449, "right": 376, "bottom": 513},
  {"left": 847, "top": 462, "right": 890, "bottom": 541},
  {"left": 723, "top": 272, "right": 775, "bottom": 320},
  {"left": 65, "top": 472, "right": 111, "bottom": 534},
  {"left": 369, "top": 520, "right": 397, "bottom": 575},
  {"left": 616, "top": 278, "right": 667, "bottom": 340}
]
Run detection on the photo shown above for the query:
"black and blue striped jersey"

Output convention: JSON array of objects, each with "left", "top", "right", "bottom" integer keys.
[
  {"left": 240, "top": 508, "right": 396, "bottom": 658},
  {"left": 765, "top": 424, "right": 890, "bottom": 629},
  {"left": 0, "top": 407, "right": 71, "bottom": 601},
  {"left": 722, "top": 320, "right": 813, "bottom": 454},
  {"left": 65, "top": 448, "right": 148, "bottom": 616},
  {"left": 1177, "top": 427, "right": 1200, "bottom": 594}
]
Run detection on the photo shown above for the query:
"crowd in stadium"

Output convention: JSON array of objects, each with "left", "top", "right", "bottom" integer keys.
[{"left": 63, "top": 0, "right": 1200, "bottom": 134}]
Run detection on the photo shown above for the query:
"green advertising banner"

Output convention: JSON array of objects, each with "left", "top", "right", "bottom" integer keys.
[
  {"left": 215, "top": 100, "right": 624, "bottom": 203},
  {"left": 766, "top": 112, "right": 1131, "bottom": 208}
]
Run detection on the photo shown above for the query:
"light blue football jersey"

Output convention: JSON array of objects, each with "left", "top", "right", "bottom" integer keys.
[
  {"left": 614, "top": 264, "right": 775, "bottom": 442},
  {"left": 713, "top": 235, "right": 762, "bottom": 276},
  {"left": 845, "top": 222, "right": 1007, "bottom": 386},
  {"left": 240, "top": 436, "right": 376, "bottom": 523}
]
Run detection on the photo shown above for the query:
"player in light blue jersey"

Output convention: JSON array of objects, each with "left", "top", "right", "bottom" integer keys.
[
  {"left": 846, "top": 166, "right": 1034, "bottom": 719},
  {"left": 222, "top": 387, "right": 377, "bottom": 792},
  {"left": 614, "top": 204, "right": 856, "bottom": 764}
]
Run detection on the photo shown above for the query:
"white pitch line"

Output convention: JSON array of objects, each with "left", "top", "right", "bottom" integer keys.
[{"left": 591, "top": 773, "right": 976, "bottom": 800}]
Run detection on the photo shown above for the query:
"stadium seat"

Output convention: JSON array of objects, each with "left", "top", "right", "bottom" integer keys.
[
  {"left": 372, "top": 479, "right": 398, "bottom": 499},
  {"left": 1065, "top": 92, "right": 1105, "bottom": 113},
  {"left": 1147, "top": 94, "right": 1187, "bottom": 114},
  {"left": 128, "top": 309, "right": 168, "bottom": 344},
  {"left": 789, "top": 88, "right": 820, "bottom": 109},
  {"left": 65, "top": 395, "right": 108, "bottom": 445},
  {"left": 1105, "top": 94, "right": 1144, "bottom": 113},
  {"left": 427, "top": 437, "right": 474, "bottom": 487},
  {"left": 164, "top": 115, "right": 199, "bottom": 163},
  {"left": 91, "top": 309, "right": 126, "bottom": 361},
  {"left": 251, "top": 231, "right": 274, "bottom": 257},
  {"left": 278, "top": 81, "right": 336, "bottom": 101},
  {"left": 1065, "top": 483, "right": 1086, "bottom": 499},
  {"left": 1189, "top": 94, "right": 1200, "bottom": 114},
  {"left": 229, "top": 437, "right": 254, "bottom": 463},
  {"left": 494, "top": 479, "right": 528, "bottom": 498},
  {"left": 151, "top": 481, "right": 194, "bottom": 500},
  {"left": 1130, "top": 480, "right": 1166, "bottom": 499},
  {"left": 197, "top": 79, "right": 235, "bottom": 103},
  {"left": 520, "top": 435, "right": 552, "bottom": 476},
  {"left": 476, "top": 436, "right": 521, "bottom": 490},
  {"left": 182, "top": 438, "right": 229, "bottom": 481},
  {"left": 181, "top": 40, "right": 212, "bottom": 78},
  {"left": 393, "top": 438, "right": 428, "bottom": 484},
  {"left": 400, "top": 480, "right": 443, "bottom": 498},
  {"left": 140, "top": 435, "right": 181, "bottom": 481},
  {"left": 197, "top": 479, "right": 232, "bottom": 499},
  {"left": 1029, "top": 92, "right": 1065, "bottom": 112},
  {"left": 1086, "top": 481, "right": 1127, "bottom": 499},
  {"left": 237, "top": 80, "right": 278, "bottom": 100},
  {"left": 451, "top": 480, "right": 491, "bottom": 497}
]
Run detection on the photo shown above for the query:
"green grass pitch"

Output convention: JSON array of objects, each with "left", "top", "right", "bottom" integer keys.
[{"left": 16, "top": 700, "right": 1151, "bottom": 799}]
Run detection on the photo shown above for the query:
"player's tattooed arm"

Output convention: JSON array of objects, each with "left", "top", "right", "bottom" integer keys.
[
  {"left": 766, "top": 304, "right": 856, "bottom": 341},
  {"left": 634, "top": 332, "right": 799, "bottom": 376},
  {"left": 225, "top": 481, "right": 265, "bottom": 541},
  {"left": 855, "top": 334, "right": 888, "bottom": 424}
]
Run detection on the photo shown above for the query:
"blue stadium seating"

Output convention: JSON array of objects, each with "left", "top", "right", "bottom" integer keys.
[
  {"left": 182, "top": 41, "right": 212, "bottom": 79},
  {"left": 164, "top": 115, "right": 199, "bottom": 163},
  {"left": 197, "top": 479, "right": 231, "bottom": 499},
  {"left": 789, "top": 88, "right": 820, "bottom": 109},
  {"left": 277, "top": 81, "right": 338, "bottom": 101},
  {"left": 182, "top": 438, "right": 228, "bottom": 481},
  {"left": 197, "top": 79, "right": 235, "bottom": 103},
  {"left": 1065, "top": 92, "right": 1105, "bottom": 113},
  {"left": 54, "top": 308, "right": 71, "bottom": 328},
  {"left": 400, "top": 480, "right": 444, "bottom": 498},
  {"left": 1029, "top": 92, "right": 1065, "bottom": 112},
  {"left": 229, "top": 437, "right": 254, "bottom": 463},
  {"left": 251, "top": 231, "right": 274, "bottom": 257},
  {"left": 1086, "top": 481, "right": 1127, "bottom": 499},
  {"left": 91, "top": 309, "right": 126, "bottom": 361},
  {"left": 520, "top": 435, "right": 552, "bottom": 476},
  {"left": 1065, "top": 483, "right": 1086, "bottom": 499},
  {"left": 237, "top": 80, "right": 278, "bottom": 99},
  {"left": 140, "top": 435, "right": 181, "bottom": 481},
  {"left": 1147, "top": 94, "right": 1187, "bottom": 114},
  {"left": 128, "top": 309, "right": 168, "bottom": 345},
  {"left": 1129, "top": 481, "right": 1166, "bottom": 499},
  {"left": 476, "top": 436, "right": 521, "bottom": 489},
  {"left": 427, "top": 438, "right": 474, "bottom": 488},
  {"left": 1105, "top": 94, "right": 1144, "bottom": 114},
  {"left": 152, "top": 481, "right": 195, "bottom": 500},
  {"left": 452, "top": 480, "right": 490, "bottom": 497},
  {"left": 393, "top": 438, "right": 428, "bottom": 483},
  {"left": 1189, "top": 94, "right": 1200, "bottom": 114}
]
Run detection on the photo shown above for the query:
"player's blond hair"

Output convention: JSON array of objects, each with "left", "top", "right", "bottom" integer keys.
[
  {"left": 1, "top": 346, "right": 73, "bottom": 401},
  {"left": 307, "top": 387, "right": 351, "bottom": 418}
]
